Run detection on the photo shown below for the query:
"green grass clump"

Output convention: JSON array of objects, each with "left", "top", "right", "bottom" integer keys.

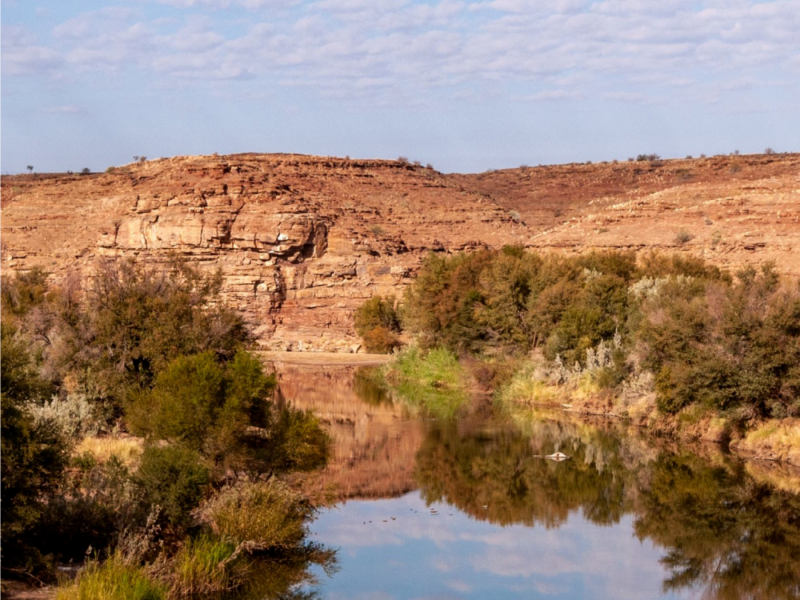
[
  {"left": 495, "top": 361, "right": 556, "bottom": 407},
  {"left": 56, "top": 554, "right": 165, "bottom": 600},
  {"left": 197, "top": 479, "right": 312, "bottom": 548},
  {"left": 386, "top": 346, "right": 469, "bottom": 418},
  {"left": 172, "top": 534, "right": 240, "bottom": 595}
]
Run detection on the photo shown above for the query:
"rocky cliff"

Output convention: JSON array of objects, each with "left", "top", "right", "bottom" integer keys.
[
  {"left": 1, "top": 154, "right": 526, "bottom": 351},
  {"left": 2, "top": 152, "right": 798, "bottom": 350}
]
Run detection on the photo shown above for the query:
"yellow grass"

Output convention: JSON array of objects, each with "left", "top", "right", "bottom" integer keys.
[
  {"left": 76, "top": 435, "right": 144, "bottom": 467},
  {"left": 737, "top": 419, "right": 800, "bottom": 465}
]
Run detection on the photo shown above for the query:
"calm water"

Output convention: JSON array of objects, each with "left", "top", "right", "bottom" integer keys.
[{"left": 267, "top": 362, "right": 800, "bottom": 600}]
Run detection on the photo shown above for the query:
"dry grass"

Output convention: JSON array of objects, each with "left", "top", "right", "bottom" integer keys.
[
  {"left": 76, "top": 436, "right": 144, "bottom": 467},
  {"left": 735, "top": 419, "right": 800, "bottom": 465},
  {"left": 197, "top": 479, "right": 312, "bottom": 548}
]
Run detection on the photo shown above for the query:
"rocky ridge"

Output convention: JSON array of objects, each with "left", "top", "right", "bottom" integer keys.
[
  {"left": 2, "top": 152, "right": 798, "bottom": 351},
  {"left": 1, "top": 154, "right": 526, "bottom": 351}
]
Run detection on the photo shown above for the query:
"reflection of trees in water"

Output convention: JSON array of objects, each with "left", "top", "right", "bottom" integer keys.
[
  {"left": 228, "top": 543, "right": 338, "bottom": 600},
  {"left": 413, "top": 419, "right": 800, "bottom": 599},
  {"left": 635, "top": 453, "right": 800, "bottom": 600},
  {"left": 413, "top": 420, "right": 630, "bottom": 527}
]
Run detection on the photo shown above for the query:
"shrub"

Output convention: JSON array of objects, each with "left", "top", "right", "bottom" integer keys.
[
  {"left": 58, "top": 258, "right": 250, "bottom": 406},
  {"left": 126, "top": 350, "right": 274, "bottom": 455},
  {"left": 251, "top": 407, "right": 329, "bottom": 474},
  {"left": 674, "top": 229, "right": 694, "bottom": 245},
  {"left": 1, "top": 326, "right": 69, "bottom": 568},
  {"left": 55, "top": 553, "right": 165, "bottom": 600},
  {"left": 354, "top": 295, "right": 401, "bottom": 353},
  {"left": 134, "top": 445, "right": 210, "bottom": 529},
  {"left": 361, "top": 325, "right": 401, "bottom": 354},
  {"left": 27, "top": 393, "right": 104, "bottom": 440},
  {"left": 197, "top": 479, "right": 312, "bottom": 548}
]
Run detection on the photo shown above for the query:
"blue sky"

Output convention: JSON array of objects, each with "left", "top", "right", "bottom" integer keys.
[{"left": 2, "top": 0, "right": 798, "bottom": 173}]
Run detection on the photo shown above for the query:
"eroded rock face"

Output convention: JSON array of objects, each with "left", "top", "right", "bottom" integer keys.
[
  {"left": 3, "top": 152, "right": 798, "bottom": 350},
  {"left": 1, "top": 154, "right": 527, "bottom": 351}
]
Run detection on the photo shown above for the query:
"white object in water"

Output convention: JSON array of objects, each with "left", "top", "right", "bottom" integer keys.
[{"left": 545, "top": 452, "right": 569, "bottom": 462}]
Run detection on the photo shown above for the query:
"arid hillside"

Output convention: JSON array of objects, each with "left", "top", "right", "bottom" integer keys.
[
  {"left": 2, "top": 152, "right": 798, "bottom": 350},
  {"left": 457, "top": 153, "right": 800, "bottom": 275},
  {"left": 1, "top": 154, "right": 527, "bottom": 351}
]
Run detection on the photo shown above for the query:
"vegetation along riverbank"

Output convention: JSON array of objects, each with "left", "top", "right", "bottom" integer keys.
[
  {"left": 355, "top": 248, "right": 800, "bottom": 465},
  {"left": 1, "top": 261, "right": 335, "bottom": 597}
]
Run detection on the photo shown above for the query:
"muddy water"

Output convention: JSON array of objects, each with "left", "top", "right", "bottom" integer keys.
[{"left": 271, "top": 363, "right": 800, "bottom": 600}]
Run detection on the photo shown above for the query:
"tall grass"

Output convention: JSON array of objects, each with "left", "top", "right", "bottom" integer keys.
[
  {"left": 171, "top": 534, "right": 240, "bottom": 595},
  {"left": 55, "top": 554, "right": 165, "bottom": 600},
  {"left": 386, "top": 346, "right": 469, "bottom": 418}
]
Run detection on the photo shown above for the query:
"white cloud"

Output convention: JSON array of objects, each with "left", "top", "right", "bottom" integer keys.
[{"left": 4, "top": 0, "right": 798, "bottom": 110}]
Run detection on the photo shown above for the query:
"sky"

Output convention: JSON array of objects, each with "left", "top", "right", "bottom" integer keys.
[{"left": 2, "top": 0, "right": 799, "bottom": 174}]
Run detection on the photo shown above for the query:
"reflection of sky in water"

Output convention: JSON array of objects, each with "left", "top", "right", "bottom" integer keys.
[{"left": 306, "top": 491, "right": 694, "bottom": 600}]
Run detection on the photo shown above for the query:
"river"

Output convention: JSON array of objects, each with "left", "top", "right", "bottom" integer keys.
[{"left": 263, "top": 361, "right": 800, "bottom": 600}]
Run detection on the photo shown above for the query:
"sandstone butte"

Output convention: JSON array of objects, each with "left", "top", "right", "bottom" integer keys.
[{"left": 2, "top": 152, "right": 799, "bottom": 352}]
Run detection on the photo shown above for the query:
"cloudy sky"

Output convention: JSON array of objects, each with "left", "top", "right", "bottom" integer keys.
[{"left": 2, "top": 0, "right": 798, "bottom": 173}]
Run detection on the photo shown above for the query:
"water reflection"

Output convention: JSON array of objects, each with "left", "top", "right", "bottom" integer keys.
[
  {"left": 273, "top": 364, "right": 800, "bottom": 600},
  {"left": 636, "top": 453, "right": 800, "bottom": 600},
  {"left": 415, "top": 420, "right": 630, "bottom": 527},
  {"left": 413, "top": 419, "right": 800, "bottom": 599}
]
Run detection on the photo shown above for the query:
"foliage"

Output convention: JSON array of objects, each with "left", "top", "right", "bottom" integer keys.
[
  {"left": 56, "top": 259, "right": 251, "bottom": 406},
  {"left": 27, "top": 393, "right": 105, "bottom": 440},
  {"left": 134, "top": 445, "right": 211, "bottom": 529},
  {"left": 1, "top": 325, "right": 69, "bottom": 569},
  {"left": 31, "top": 453, "right": 136, "bottom": 562},
  {"left": 638, "top": 265, "right": 800, "bottom": 417},
  {"left": 197, "top": 479, "right": 313, "bottom": 548},
  {"left": 354, "top": 295, "right": 401, "bottom": 353},
  {"left": 55, "top": 553, "right": 165, "bottom": 600}
]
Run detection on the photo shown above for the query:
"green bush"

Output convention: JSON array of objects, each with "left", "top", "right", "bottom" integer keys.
[
  {"left": 126, "top": 350, "right": 274, "bottom": 455},
  {"left": 1, "top": 325, "right": 69, "bottom": 569},
  {"left": 639, "top": 265, "right": 800, "bottom": 417},
  {"left": 57, "top": 259, "right": 251, "bottom": 406},
  {"left": 134, "top": 445, "right": 210, "bottom": 529}
]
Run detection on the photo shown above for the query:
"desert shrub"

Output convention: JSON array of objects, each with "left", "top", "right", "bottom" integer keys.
[
  {"left": 197, "top": 479, "right": 312, "bottom": 548},
  {"left": 674, "top": 229, "right": 694, "bottom": 245},
  {"left": 55, "top": 553, "right": 165, "bottom": 600},
  {"left": 171, "top": 534, "right": 240, "bottom": 595},
  {"left": 27, "top": 393, "right": 105, "bottom": 440},
  {"left": 1, "top": 267, "right": 49, "bottom": 319},
  {"left": 354, "top": 295, "right": 401, "bottom": 353},
  {"left": 126, "top": 350, "right": 274, "bottom": 456},
  {"left": 638, "top": 265, "right": 800, "bottom": 417},
  {"left": 58, "top": 259, "right": 250, "bottom": 406},
  {"left": 1, "top": 325, "right": 69, "bottom": 569},
  {"left": 251, "top": 407, "right": 329, "bottom": 474},
  {"left": 31, "top": 453, "right": 136, "bottom": 562},
  {"left": 134, "top": 445, "right": 210, "bottom": 529},
  {"left": 361, "top": 325, "right": 402, "bottom": 353}
]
